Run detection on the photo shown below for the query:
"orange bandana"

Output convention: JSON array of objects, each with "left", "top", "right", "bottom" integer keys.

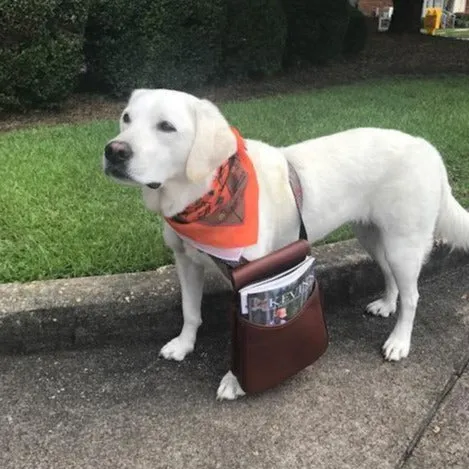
[{"left": 165, "top": 128, "right": 259, "bottom": 249}]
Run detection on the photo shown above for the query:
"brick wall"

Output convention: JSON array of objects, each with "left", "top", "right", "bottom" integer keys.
[{"left": 358, "top": 0, "right": 393, "bottom": 16}]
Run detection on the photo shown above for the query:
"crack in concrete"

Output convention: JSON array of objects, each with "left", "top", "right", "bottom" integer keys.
[{"left": 396, "top": 351, "right": 469, "bottom": 469}]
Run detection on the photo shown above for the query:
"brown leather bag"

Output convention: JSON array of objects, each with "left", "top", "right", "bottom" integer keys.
[{"left": 228, "top": 239, "right": 329, "bottom": 394}]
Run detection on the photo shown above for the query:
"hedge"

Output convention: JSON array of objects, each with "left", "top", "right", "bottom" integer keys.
[
  {"left": 282, "top": 0, "right": 352, "bottom": 66},
  {"left": 221, "top": 0, "right": 287, "bottom": 80},
  {"left": 342, "top": 6, "right": 368, "bottom": 57},
  {"left": 0, "top": 0, "right": 89, "bottom": 111},
  {"left": 1, "top": 0, "right": 369, "bottom": 110},
  {"left": 84, "top": 0, "right": 226, "bottom": 97},
  {"left": 455, "top": 13, "right": 469, "bottom": 28}
]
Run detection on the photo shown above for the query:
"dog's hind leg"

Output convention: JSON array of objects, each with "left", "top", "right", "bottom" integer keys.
[
  {"left": 217, "top": 371, "right": 246, "bottom": 401},
  {"left": 159, "top": 251, "right": 204, "bottom": 361},
  {"left": 380, "top": 234, "right": 433, "bottom": 361},
  {"left": 352, "top": 223, "right": 398, "bottom": 318}
]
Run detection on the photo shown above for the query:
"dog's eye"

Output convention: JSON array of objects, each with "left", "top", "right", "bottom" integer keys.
[
  {"left": 122, "top": 113, "right": 131, "bottom": 124},
  {"left": 157, "top": 121, "right": 177, "bottom": 133}
]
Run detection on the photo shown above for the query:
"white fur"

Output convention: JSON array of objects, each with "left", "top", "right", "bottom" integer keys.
[{"left": 104, "top": 89, "right": 469, "bottom": 400}]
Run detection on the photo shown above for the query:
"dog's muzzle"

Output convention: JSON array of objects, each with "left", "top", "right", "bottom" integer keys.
[
  {"left": 103, "top": 141, "right": 161, "bottom": 189},
  {"left": 103, "top": 140, "right": 133, "bottom": 180}
]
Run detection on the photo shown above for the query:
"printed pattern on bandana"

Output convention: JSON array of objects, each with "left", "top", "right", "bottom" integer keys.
[
  {"left": 172, "top": 155, "right": 247, "bottom": 226},
  {"left": 165, "top": 127, "right": 259, "bottom": 250}
]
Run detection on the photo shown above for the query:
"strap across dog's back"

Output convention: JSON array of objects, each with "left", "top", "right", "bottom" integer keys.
[{"left": 288, "top": 162, "right": 307, "bottom": 241}]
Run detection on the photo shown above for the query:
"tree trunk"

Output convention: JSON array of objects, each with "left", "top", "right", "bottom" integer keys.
[{"left": 388, "top": 0, "right": 424, "bottom": 33}]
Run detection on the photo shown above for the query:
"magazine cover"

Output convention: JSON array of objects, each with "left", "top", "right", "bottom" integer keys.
[{"left": 240, "top": 257, "right": 315, "bottom": 326}]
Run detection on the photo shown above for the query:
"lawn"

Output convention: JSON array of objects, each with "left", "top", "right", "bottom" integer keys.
[
  {"left": 434, "top": 28, "right": 469, "bottom": 39},
  {"left": 1, "top": 76, "right": 469, "bottom": 283}
]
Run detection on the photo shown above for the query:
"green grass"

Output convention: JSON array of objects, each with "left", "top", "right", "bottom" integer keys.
[
  {"left": 434, "top": 28, "right": 469, "bottom": 39},
  {"left": 1, "top": 76, "right": 469, "bottom": 283}
]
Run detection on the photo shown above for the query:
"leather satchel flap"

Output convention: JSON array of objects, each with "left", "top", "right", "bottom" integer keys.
[{"left": 230, "top": 239, "right": 311, "bottom": 291}]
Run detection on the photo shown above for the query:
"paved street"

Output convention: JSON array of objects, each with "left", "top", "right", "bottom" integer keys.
[{"left": 1, "top": 265, "right": 468, "bottom": 469}]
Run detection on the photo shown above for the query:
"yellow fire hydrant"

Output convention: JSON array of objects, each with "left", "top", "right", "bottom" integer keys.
[{"left": 424, "top": 7, "right": 442, "bottom": 35}]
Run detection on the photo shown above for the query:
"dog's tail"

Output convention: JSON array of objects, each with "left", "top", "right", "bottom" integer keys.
[{"left": 436, "top": 177, "right": 469, "bottom": 251}]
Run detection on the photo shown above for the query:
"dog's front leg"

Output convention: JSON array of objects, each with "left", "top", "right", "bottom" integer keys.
[{"left": 159, "top": 251, "right": 204, "bottom": 361}]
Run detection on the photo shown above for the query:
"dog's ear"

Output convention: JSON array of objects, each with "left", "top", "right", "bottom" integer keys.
[{"left": 186, "top": 99, "right": 237, "bottom": 183}]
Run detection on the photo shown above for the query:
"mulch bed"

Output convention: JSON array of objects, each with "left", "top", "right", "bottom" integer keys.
[{"left": 1, "top": 26, "right": 468, "bottom": 133}]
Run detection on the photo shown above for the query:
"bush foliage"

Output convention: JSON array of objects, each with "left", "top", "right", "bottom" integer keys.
[
  {"left": 282, "top": 0, "right": 351, "bottom": 66},
  {"left": 221, "top": 0, "right": 287, "bottom": 80},
  {"left": 342, "top": 6, "right": 368, "bottom": 57},
  {"left": 455, "top": 13, "right": 469, "bottom": 28},
  {"left": 84, "top": 0, "right": 226, "bottom": 96},
  {"left": 1, "top": 0, "right": 369, "bottom": 109},
  {"left": 0, "top": 0, "right": 89, "bottom": 110}
]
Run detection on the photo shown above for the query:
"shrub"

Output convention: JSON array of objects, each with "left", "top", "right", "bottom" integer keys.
[
  {"left": 221, "top": 0, "right": 287, "bottom": 80},
  {"left": 342, "top": 6, "right": 368, "bottom": 57},
  {"left": 454, "top": 13, "right": 469, "bottom": 28},
  {"left": 84, "top": 0, "right": 226, "bottom": 97},
  {"left": 282, "top": 0, "right": 351, "bottom": 66},
  {"left": 0, "top": 0, "right": 89, "bottom": 111}
]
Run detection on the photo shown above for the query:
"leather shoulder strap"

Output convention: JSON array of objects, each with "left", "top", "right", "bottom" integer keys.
[{"left": 287, "top": 162, "right": 307, "bottom": 241}]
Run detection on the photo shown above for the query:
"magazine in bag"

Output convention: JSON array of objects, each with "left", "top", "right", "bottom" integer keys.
[{"left": 239, "top": 256, "right": 315, "bottom": 326}]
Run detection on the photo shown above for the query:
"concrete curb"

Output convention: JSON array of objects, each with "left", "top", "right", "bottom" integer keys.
[{"left": 1, "top": 239, "right": 468, "bottom": 354}]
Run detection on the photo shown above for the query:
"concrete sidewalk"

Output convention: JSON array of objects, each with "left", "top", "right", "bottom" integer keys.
[
  {"left": 1, "top": 239, "right": 468, "bottom": 354},
  {"left": 1, "top": 262, "right": 468, "bottom": 469}
]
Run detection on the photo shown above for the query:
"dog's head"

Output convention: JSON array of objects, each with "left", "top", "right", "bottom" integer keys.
[{"left": 103, "top": 89, "right": 237, "bottom": 188}]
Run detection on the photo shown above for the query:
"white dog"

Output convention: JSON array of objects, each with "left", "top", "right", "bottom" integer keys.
[{"left": 103, "top": 88, "right": 469, "bottom": 400}]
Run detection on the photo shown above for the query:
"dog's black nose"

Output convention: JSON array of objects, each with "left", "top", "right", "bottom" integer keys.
[{"left": 104, "top": 141, "right": 133, "bottom": 165}]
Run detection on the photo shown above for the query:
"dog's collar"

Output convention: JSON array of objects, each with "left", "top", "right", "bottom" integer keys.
[{"left": 164, "top": 127, "right": 260, "bottom": 249}]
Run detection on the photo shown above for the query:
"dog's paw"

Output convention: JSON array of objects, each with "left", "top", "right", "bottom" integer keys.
[
  {"left": 366, "top": 298, "right": 396, "bottom": 318},
  {"left": 382, "top": 331, "right": 410, "bottom": 361},
  {"left": 159, "top": 336, "right": 194, "bottom": 361},
  {"left": 216, "top": 371, "right": 246, "bottom": 401}
]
